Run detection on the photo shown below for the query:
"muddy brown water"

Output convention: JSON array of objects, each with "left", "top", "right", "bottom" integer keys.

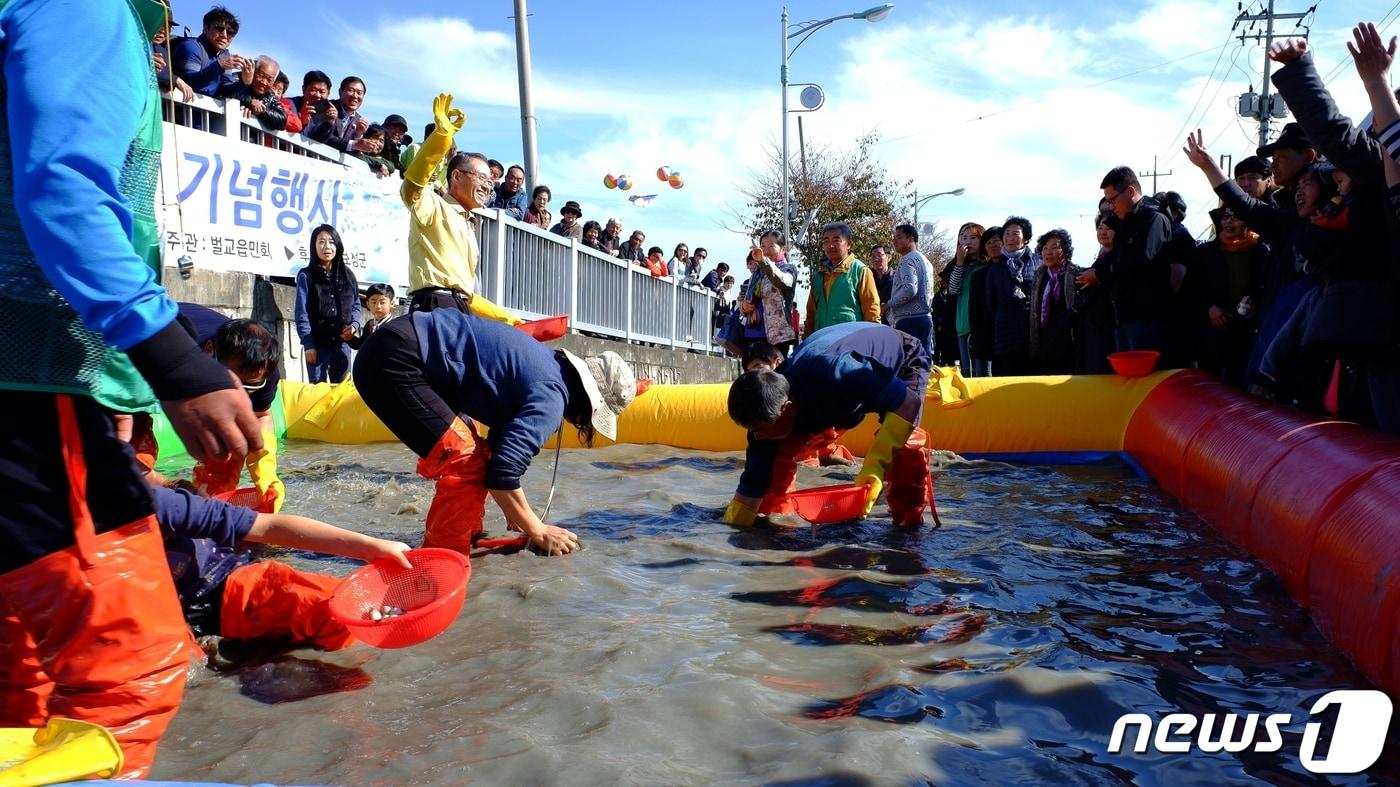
[{"left": 150, "top": 441, "right": 1400, "bottom": 786}]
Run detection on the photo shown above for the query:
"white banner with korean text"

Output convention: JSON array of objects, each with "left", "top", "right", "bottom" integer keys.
[{"left": 157, "top": 124, "right": 410, "bottom": 292}]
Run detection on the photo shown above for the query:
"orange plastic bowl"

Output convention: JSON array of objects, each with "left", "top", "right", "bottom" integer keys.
[
  {"left": 1108, "top": 350, "right": 1161, "bottom": 378},
  {"left": 213, "top": 486, "right": 275, "bottom": 513},
  {"left": 328, "top": 548, "right": 471, "bottom": 649},
  {"left": 785, "top": 483, "right": 867, "bottom": 524},
  {"left": 516, "top": 314, "right": 569, "bottom": 342}
]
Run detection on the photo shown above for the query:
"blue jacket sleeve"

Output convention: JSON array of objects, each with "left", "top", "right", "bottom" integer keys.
[
  {"left": 172, "top": 36, "right": 222, "bottom": 96},
  {"left": 294, "top": 269, "right": 315, "bottom": 350},
  {"left": 151, "top": 486, "right": 257, "bottom": 548},
  {"left": 1, "top": 0, "right": 176, "bottom": 352},
  {"left": 736, "top": 435, "right": 781, "bottom": 499},
  {"left": 348, "top": 270, "right": 362, "bottom": 327},
  {"left": 484, "top": 387, "right": 566, "bottom": 490}
]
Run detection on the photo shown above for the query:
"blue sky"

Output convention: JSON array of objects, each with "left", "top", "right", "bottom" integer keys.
[{"left": 173, "top": 0, "right": 1389, "bottom": 268}]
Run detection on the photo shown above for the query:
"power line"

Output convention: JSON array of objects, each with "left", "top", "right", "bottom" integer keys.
[
  {"left": 1320, "top": 1, "right": 1400, "bottom": 86},
  {"left": 1157, "top": 24, "right": 1241, "bottom": 162},
  {"left": 1159, "top": 41, "right": 1257, "bottom": 168}
]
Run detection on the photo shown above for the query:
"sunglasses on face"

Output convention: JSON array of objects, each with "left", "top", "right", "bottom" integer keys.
[{"left": 210, "top": 23, "right": 236, "bottom": 34}]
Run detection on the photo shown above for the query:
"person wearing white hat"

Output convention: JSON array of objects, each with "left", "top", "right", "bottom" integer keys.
[{"left": 352, "top": 310, "right": 636, "bottom": 555}]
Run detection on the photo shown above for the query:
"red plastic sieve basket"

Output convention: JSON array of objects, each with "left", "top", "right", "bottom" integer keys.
[
  {"left": 516, "top": 314, "right": 569, "bottom": 342},
  {"left": 1108, "top": 350, "right": 1161, "bottom": 378},
  {"left": 785, "top": 483, "right": 867, "bottom": 524},
  {"left": 213, "top": 486, "right": 275, "bottom": 513},
  {"left": 328, "top": 548, "right": 472, "bottom": 649}
]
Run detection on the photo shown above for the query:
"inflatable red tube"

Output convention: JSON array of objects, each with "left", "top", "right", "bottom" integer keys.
[{"left": 1126, "top": 372, "right": 1400, "bottom": 697}]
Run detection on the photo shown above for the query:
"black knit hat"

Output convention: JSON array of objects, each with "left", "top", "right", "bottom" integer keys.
[{"left": 1234, "top": 155, "right": 1271, "bottom": 178}]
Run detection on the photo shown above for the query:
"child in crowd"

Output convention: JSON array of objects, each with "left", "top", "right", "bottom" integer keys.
[
  {"left": 741, "top": 340, "right": 784, "bottom": 373},
  {"left": 154, "top": 484, "right": 411, "bottom": 653},
  {"left": 351, "top": 283, "right": 396, "bottom": 348}
]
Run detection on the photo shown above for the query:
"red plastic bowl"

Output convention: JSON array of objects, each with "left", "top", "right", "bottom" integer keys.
[
  {"left": 328, "top": 548, "right": 471, "bottom": 649},
  {"left": 1108, "top": 350, "right": 1161, "bottom": 378},
  {"left": 213, "top": 486, "right": 275, "bottom": 513},
  {"left": 785, "top": 483, "right": 867, "bottom": 524},
  {"left": 516, "top": 314, "right": 569, "bottom": 342}
]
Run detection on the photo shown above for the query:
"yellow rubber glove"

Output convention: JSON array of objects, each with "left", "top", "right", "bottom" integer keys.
[
  {"left": 722, "top": 497, "right": 758, "bottom": 527},
  {"left": 404, "top": 93, "right": 465, "bottom": 188},
  {"left": 854, "top": 412, "right": 917, "bottom": 516},
  {"left": 470, "top": 293, "right": 523, "bottom": 326},
  {"left": 246, "top": 429, "right": 285, "bottom": 514}
]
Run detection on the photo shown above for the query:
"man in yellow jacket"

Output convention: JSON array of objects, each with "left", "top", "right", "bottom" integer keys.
[{"left": 401, "top": 93, "right": 518, "bottom": 323}]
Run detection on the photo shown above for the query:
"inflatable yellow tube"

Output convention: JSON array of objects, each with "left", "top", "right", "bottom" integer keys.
[{"left": 276, "top": 367, "right": 1176, "bottom": 455}]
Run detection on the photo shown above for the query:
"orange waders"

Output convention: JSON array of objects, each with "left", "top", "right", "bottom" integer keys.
[
  {"left": 415, "top": 417, "right": 491, "bottom": 555},
  {"left": 220, "top": 561, "right": 354, "bottom": 650},
  {"left": 0, "top": 395, "right": 195, "bottom": 778}
]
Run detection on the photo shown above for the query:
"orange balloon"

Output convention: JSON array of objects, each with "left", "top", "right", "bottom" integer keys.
[
  {"left": 656, "top": 166, "right": 670, "bottom": 182},
  {"left": 604, "top": 173, "right": 618, "bottom": 189},
  {"left": 668, "top": 174, "right": 685, "bottom": 189}
]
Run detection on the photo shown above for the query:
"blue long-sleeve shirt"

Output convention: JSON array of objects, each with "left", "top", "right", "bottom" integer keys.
[
  {"left": 153, "top": 486, "right": 256, "bottom": 607},
  {"left": 0, "top": 0, "right": 177, "bottom": 352},
  {"left": 737, "top": 322, "right": 925, "bottom": 498},
  {"left": 412, "top": 310, "right": 573, "bottom": 490},
  {"left": 172, "top": 33, "right": 237, "bottom": 98}
]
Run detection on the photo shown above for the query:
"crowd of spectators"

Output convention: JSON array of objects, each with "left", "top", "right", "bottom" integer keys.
[
  {"left": 159, "top": 7, "right": 1400, "bottom": 435},
  {"left": 160, "top": 5, "right": 739, "bottom": 341}
]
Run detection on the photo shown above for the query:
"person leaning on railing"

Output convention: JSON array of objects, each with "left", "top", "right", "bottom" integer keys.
[{"left": 400, "top": 93, "right": 518, "bottom": 323}]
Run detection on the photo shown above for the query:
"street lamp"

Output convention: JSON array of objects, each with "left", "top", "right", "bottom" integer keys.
[
  {"left": 781, "top": 3, "right": 894, "bottom": 245},
  {"left": 911, "top": 187, "right": 965, "bottom": 226}
]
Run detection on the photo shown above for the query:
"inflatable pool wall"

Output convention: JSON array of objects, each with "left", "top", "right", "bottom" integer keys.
[{"left": 150, "top": 369, "right": 1400, "bottom": 698}]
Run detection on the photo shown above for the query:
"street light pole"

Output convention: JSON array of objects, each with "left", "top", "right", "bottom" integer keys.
[
  {"left": 780, "top": 3, "right": 894, "bottom": 246},
  {"left": 781, "top": 7, "right": 791, "bottom": 245},
  {"left": 911, "top": 187, "right": 965, "bottom": 226}
]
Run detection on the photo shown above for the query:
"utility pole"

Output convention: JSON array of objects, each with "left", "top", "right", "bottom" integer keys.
[
  {"left": 1235, "top": 0, "right": 1310, "bottom": 149},
  {"left": 512, "top": 0, "right": 539, "bottom": 189},
  {"left": 1138, "top": 156, "right": 1172, "bottom": 194}
]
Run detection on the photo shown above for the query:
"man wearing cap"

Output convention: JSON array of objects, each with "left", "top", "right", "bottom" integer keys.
[
  {"left": 400, "top": 94, "right": 517, "bottom": 322},
  {"left": 722, "top": 322, "right": 936, "bottom": 528},
  {"left": 380, "top": 113, "right": 409, "bottom": 174},
  {"left": 550, "top": 200, "right": 584, "bottom": 241},
  {"left": 353, "top": 308, "right": 638, "bottom": 556}
]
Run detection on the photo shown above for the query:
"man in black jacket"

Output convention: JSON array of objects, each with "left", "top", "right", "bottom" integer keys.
[{"left": 1078, "top": 167, "right": 1172, "bottom": 351}]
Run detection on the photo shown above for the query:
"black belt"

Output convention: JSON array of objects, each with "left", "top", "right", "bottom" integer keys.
[{"left": 410, "top": 286, "right": 471, "bottom": 298}]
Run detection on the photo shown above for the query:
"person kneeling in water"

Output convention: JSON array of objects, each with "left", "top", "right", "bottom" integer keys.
[
  {"left": 724, "top": 322, "right": 935, "bottom": 527},
  {"left": 353, "top": 309, "right": 637, "bottom": 556},
  {"left": 153, "top": 485, "right": 411, "bottom": 652}
]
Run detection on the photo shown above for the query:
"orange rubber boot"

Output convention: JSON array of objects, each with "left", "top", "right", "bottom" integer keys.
[
  {"left": 886, "top": 428, "right": 934, "bottom": 528},
  {"left": 220, "top": 561, "right": 354, "bottom": 650},
  {"left": 415, "top": 418, "right": 491, "bottom": 556}
]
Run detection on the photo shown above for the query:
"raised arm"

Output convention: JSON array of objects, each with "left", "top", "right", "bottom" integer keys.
[
  {"left": 1270, "top": 38, "right": 1386, "bottom": 183},
  {"left": 1349, "top": 22, "right": 1400, "bottom": 187}
]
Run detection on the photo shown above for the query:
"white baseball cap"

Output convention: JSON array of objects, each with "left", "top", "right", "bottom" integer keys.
[{"left": 559, "top": 349, "right": 635, "bottom": 442}]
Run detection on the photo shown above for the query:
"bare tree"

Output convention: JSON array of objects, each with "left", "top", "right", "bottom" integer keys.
[{"left": 724, "top": 131, "right": 913, "bottom": 284}]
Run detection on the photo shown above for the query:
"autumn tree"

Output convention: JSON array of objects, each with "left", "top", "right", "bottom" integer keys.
[{"left": 728, "top": 130, "right": 953, "bottom": 285}]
